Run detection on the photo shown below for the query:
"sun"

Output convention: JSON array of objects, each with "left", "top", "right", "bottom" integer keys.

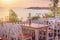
[{"left": 2, "top": 0, "right": 13, "bottom": 4}]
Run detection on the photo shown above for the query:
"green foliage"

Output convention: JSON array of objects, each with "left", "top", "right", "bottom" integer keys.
[
  {"left": 45, "top": 11, "right": 52, "bottom": 18},
  {"left": 9, "top": 9, "right": 19, "bottom": 23},
  {"left": 46, "top": 8, "right": 60, "bottom": 17},
  {"left": 32, "top": 15, "right": 40, "bottom": 20},
  {"left": 57, "top": 8, "right": 60, "bottom": 16},
  {"left": 9, "top": 9, "right": 17, "bottom": 17}
]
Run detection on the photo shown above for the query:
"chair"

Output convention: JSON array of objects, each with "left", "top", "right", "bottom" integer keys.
[
  {"left": 3, "top": 22, "right": 12, "bottom": 40},
  {"left": 10, "top": 23, "right": 32, "bottom": 40},
  {"left": 10, "top": 23, "right": 18, "bottom": 40},
  {"left": 0, "top": 25, "right": 7, "bottom": 40}
]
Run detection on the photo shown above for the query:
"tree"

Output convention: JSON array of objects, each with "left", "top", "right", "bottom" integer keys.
[
  {"left": 46, "top": 8, "right": 60, "bottom": 17},
  {"left": 45, "top": 13, "right": 52, "bottom": 18},
  {"left": 50, "top": 0, "right": 59, "bottom": 17},
  {"left": 31, "top": 15, "right": 40, "bottom": 20},
  {"left": 9, "top": 9, "right": 19, "bottom": 23},
  {"left": 57, "top": 8, "right": 60, "bottom": 16}
]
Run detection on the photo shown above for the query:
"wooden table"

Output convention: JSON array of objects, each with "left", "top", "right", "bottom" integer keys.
[{"left": 21, "top": 23, "right": 48, "bottom": 40}]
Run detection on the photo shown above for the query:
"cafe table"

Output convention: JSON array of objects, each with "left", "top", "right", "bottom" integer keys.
[{"left": 21, "top": 23, "right": 48, "bottom": 40}]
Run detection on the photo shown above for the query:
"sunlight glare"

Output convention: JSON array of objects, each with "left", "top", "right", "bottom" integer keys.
[{"left": 2, "top": 0, "right": 13, "bottom": 4}]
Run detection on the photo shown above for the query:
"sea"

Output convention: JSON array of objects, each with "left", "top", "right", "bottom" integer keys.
[{"left": 13, "top": 8, "right": 50, "bottom": 21}]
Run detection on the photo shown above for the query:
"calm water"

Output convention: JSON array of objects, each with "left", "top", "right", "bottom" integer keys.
[{"left": 13, "top": 8, "right": 50, "bottom": 20}]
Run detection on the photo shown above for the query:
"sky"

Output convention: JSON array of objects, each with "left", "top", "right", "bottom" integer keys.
[
  {"left": 0, "top": 0, "right": 60, "bottom": 8},
  {"left": 0, "top": 0, "right": 60, "bottom": 21}
]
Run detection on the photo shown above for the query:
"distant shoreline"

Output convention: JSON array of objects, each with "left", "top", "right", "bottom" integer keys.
[{"left": 25, "top": 7, "right": 60, "bottom": 10}]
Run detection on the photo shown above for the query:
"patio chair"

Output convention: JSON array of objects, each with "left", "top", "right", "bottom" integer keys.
[
  {"left": 9, "top": 23, "right": 18, "bottom": 40},
  {"left": 10, "top": 23, "right": 32, "bottom": 40},
  {"left": 3, "top": 23, "right": 12, "bottom": 40},
  {"left": 0, "top": 25, "right": 7, "bottom": 40}
]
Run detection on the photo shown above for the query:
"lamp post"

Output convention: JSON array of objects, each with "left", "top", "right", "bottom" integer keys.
[{"left": 28, "top": 13, "right": 31, "bottom": 26}]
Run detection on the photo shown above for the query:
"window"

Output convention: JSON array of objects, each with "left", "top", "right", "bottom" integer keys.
[
  {"left": 54, "top": 33, "right": 56, "bottom": 37},
  {"left": 58, "top": 36, "right": 60, "bottom": 39},
  {"left": 58, "top": 29, "right": 60, "bottom": 32},
  {"left": 54, "top": 29, "right": 56, "bottom": 32},
  {"left": 49, "top": 33, "right": 53, "bottom": 37},
  {"left": 44, "top": 32, "right": 46, "bottom": 35},
  {"left": 58, "top": 34, "right": 60, "bottom": 39}
]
